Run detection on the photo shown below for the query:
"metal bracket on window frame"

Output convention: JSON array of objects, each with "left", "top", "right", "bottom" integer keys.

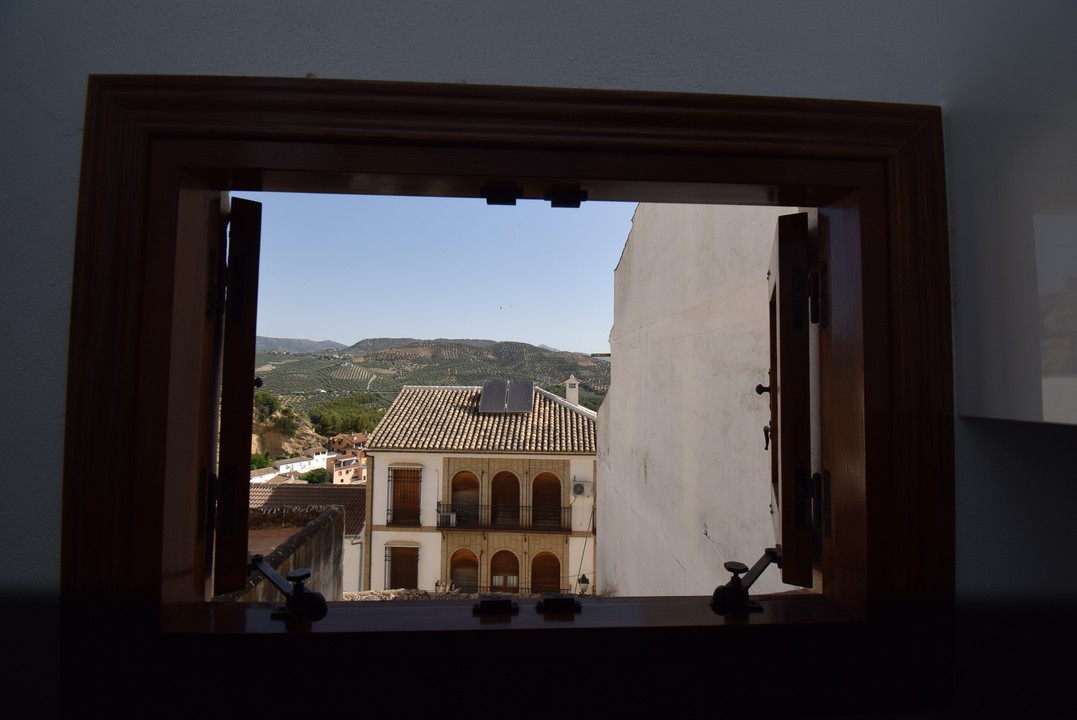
[
  {"left": 472, "top": 594, "right": 519, "bottom": 620},
  {"left": 710, "top": 546, "right": 783, "bottom": 615}
]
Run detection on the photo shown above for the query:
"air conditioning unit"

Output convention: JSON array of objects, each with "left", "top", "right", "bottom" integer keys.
[
  {"left": 438, "top": 511, "right": 457, "bottom": 527},
  {"left": 572, "top": 479, "right": 593, "bottom": 497}
]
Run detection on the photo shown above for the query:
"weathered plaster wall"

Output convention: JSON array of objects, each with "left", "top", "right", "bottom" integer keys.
[{"left": 599, "top": 203, "right": 798, "bottom": 596}]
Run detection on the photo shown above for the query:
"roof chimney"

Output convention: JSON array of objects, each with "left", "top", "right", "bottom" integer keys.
[{"left": 565, "top": 374, "right": 580, "bottom": 406}]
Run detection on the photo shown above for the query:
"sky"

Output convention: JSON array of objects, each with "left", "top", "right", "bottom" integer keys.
[{"left": 232, "top": 191, "right": 638, "bottom": 354}]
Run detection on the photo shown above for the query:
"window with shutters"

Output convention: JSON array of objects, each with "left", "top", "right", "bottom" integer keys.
[
  {"left": 385, "top": 546, "right": 419, "bottom": 590},
  {"left": 387, "top": 466, "right": 421, "bottom": 526},
  {"left": 531, "top": 473, "right": 563, "bottom": 529},
  {"left": 531, "top": 552, "right": 562, "bottom": 593},
  {"left": 450, "top": 549, "right": 479, "bottom": 594},
  {"left": 450, "top": 471, "right": 480, "bottom": 528},
  {"left": 490, "top": 472, "right": 520, "bottom": 528},
  {"left": 64, "top": 75, "right": 954, "bottom": 718},
  {"left": 489, "top": 550, "right": 520, "bottom": 593}
]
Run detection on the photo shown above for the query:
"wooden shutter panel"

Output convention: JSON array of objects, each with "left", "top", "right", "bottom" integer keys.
[
  {"left": 532, "top": 474, "right": 562, "bottom": 528},
  {"left": 450, "top": 551, "right": 479, "bottom": 593},
  {"left": 531, "top": 553, "right": 561, "bottom": 593},
  {"left": 769, "top": 212, "right": 814, "bottom": 588},
  {"left": 213, "top": 197, "right": 262, "bottom": 595},
  {"left": 389, "top": 547, "right": 419, "bottom": 589}
]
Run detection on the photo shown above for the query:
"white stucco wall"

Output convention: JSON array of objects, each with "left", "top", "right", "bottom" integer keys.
[
  {"left": 343, "top": 536, "right": 363, "bottom": 593},
  {"left": 599, "top": 203, "right": 799, "bottom": 596}
]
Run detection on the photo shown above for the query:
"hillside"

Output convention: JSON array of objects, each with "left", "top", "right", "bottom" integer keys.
[
  {"left": 256, "top": 336, "right": 349, "bottom": 353},
  {"left": 254, "top": 337, "right": 610, "bottom": 415}
]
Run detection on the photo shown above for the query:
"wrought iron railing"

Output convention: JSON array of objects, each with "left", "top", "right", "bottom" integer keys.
[
  {"left": 435, "top": 502, "right": 572, "bottom": 531},
  {"left": 386, "top": 507, "right": 421, "bottom": 526},
  {"left": 440, "top": 585, "right": 566, "bottom": 596}
]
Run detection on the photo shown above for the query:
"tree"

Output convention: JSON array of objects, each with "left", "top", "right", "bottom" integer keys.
[
  {"left": 254, "top": 391, "right": 281, "bottom": 422},
  {"left": 250, "top": 452, "right": 273, "bottom": 470},
  {"left": 300, "top": 468, "right": 330, "bottom": 484}
]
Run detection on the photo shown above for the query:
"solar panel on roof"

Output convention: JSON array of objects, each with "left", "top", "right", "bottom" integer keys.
[
  {"left": 478, "top": 378, "right": 533, "bottom": 414},
  {"left": 506, "top": 379, "right": 534, "bottom": 412},
  {"left": 479, "top": 379, "right": 508, "bottom": 413}
]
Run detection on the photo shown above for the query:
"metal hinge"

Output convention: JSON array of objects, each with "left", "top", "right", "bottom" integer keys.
[
  {"left": 803, "top": 471, "right": 833, "bottom": 539},
  {"left": 799, "top": 470, "right": 832, "bottom": 540},
  {"left": 809, "top": 263, "right": 829, "bottom": 327},
  {"left": 196, "top": 467, "right": 219, "bottom": 543}
]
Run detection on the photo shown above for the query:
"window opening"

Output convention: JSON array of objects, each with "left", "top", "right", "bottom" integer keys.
[
  {"left": 385, "top": 545, "right": 419, "bottom": 590},
  {"left": 490, "top": 550, "right": 520, "bottom": 594},
  {"left": 387, "top": 467, "right": 421, "bottom": 526},
  {"left": 238, "top": 191, "right": 813, "bottom": 603}
]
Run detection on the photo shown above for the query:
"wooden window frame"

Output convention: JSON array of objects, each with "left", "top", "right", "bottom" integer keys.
[{"left": 61, "top": 75, "right": 954, "bottom": 716}]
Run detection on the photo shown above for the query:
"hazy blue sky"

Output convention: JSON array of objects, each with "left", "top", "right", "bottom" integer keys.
[{"left": 233, "top": 191, "right": 638, "bottom": 354}]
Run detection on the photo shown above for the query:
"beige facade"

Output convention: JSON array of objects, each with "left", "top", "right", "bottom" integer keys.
[
  {"left": 367, "top": 450, "right": 596, "bottom": 594},
  {"left": 365, "top": 384, "right": 597, "bottom": 594}
]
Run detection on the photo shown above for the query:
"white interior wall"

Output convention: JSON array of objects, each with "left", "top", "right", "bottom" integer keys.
[{"left": 2, "top": 0, "right": 1075, "bottom": 646}]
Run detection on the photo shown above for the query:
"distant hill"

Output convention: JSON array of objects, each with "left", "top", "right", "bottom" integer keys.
[
  {"left": 255, "top": 337, "right": 610, "bottom": 414},
  {"left": 349, "top": 337, "right": 497, "bottom": 355},
  {"left": 256, "top": 336, "right": 348, "bottom": 353}
]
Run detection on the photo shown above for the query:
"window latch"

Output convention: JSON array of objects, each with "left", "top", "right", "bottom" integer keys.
[
  {"left": 248, "top": 553, "right": 328, "bottom": 627},
  {"left": 472, "top": 594, "right": 519, "bottom": 622},
  {"left": 710, "top": 546, "right": 782, "bottom": 615},
  {"left": 536, "top": 593, "right": 582, "bottom": 618}
]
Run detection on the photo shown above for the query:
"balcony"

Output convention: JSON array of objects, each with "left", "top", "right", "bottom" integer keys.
[{"left": 436, "top": 502, "right": 572, "bottom": 531}]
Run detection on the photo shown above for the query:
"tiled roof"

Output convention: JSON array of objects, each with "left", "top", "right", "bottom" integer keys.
[
  {"left": 366, "top": 385, "right": 597, "bottom": 454},
  {"left": 249, "top": 484, "right": 365, "bottom": 535}
]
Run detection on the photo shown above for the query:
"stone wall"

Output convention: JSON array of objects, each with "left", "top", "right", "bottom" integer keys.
[{"left": 216, "top": 507, "right": 344, "bottom": 604}]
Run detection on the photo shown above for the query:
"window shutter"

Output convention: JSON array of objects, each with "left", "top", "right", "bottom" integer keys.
[
  {"left": 768, "top": 212, "right": 814, "bottom": 588},
  {"left": 532, "top": 474, "right": 562, "bottom": 528},
  {"left": 213, "top": 197, "right": 262, "bottom": 595},
  {"left": 531, "top": 553, "right": 561, "bottom": 593},
  {"left": 389, "top": 547, "right": 419, "bottom": 590}
]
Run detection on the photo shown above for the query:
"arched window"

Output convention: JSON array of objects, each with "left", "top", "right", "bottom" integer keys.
[
  {"left": 451, "top": 471, "right": 480, "bottom": 528},
  {"left": 531, "top": 472, "right": 562, "bottom": 529},
  {"left": 449, "top": 549, "right": 479, "bottom": 594},
  {"left": 490, "top": 471, "right": 519, "bottom": 527},
  {"left": 531, "top": 552, "right": 561, "bottom": 594},
  {"left": 489, "top": 550, "right": 519, "bottom": 594}
]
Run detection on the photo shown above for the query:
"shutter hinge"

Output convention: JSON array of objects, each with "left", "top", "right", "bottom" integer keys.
[
  {"left": 809, "top": 264, "right": 829, "bottom": 327},
  {"left": 808, "top": 471, "right": 833, "bottom": 539},
  {"left": 805, "top": 471, "right": 832, "bottom": 540},
  {"left": 197, "top": 468, "right": 219, "bottom": 542}
]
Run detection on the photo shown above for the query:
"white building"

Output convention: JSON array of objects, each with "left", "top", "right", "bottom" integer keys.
[
  {"left": 364, "top": 380, "right": 597, "bottom": 595},
  {"left": 272, "top": 447, "right": 329, "bottom": 476},
  {"left": 599, "top": 203, "right": 802, "bottom": 597}
]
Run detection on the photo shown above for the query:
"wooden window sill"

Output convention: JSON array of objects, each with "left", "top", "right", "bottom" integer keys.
[{"left": 162, "top": 592, "right": 859, "bottom": 635}]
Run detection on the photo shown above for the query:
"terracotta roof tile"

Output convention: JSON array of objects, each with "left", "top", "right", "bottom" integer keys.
[
  {"left": 248, "top": 484, "right": 365, "bottom": 535},
  {"left": 366, "top": 385, "right": 596, "bottom": 454}
]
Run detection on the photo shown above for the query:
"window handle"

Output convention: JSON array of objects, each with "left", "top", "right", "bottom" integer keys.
[
  {"left": 711, "top": 546, "right": 782, "bottom": 615},
  {"left": 249, "top": 553, "right": 328, "bottom": 627}
]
